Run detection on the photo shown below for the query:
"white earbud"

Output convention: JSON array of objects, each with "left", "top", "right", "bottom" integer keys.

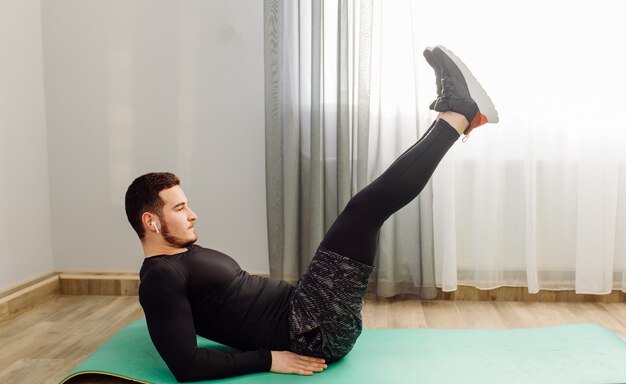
[{"left": 151, "top": 221, "right": 160, "bottom": 234}]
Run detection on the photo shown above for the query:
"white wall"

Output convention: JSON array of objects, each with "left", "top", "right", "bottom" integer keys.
[
  {"left": 41, "top": 1, "right": 269, "bottom": 273},
  {"left": 0, "top": 0, "right": 54, "bottom": 290}
]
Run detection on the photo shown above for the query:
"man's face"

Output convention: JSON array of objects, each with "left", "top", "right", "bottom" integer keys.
[{"left": 157, "top": 185, "right": 198, "bottom": 248}]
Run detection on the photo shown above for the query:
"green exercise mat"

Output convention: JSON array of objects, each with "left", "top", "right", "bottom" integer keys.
[{"left": 61, "top": 319, "right": 626, "bottom": 384}]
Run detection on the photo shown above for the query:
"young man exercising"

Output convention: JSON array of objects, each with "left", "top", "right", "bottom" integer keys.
[{"left": 125, "top": 46, "right": 497, "bottom": 382}]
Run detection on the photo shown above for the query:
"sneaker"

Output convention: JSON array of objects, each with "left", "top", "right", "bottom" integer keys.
[{"left": 425, "top": 45, "right": 498, "bottom": 137}]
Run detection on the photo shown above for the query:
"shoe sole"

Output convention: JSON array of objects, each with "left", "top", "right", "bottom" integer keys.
[{"left": 430, "top": 46, "right": 499, "bottom": 124}]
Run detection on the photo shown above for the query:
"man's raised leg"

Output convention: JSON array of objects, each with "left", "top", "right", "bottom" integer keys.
[{"left": 288, "top": 45, "right": 498, "bottom": 362}]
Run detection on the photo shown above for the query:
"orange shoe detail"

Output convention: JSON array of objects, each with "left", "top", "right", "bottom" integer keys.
[{"left": 462, "top": 112, "right": 488, "bottom": 142}]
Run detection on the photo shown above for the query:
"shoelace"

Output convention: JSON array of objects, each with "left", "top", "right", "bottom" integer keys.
[{"left": 440, "top": 77, "right": 457, "bottom": 98}]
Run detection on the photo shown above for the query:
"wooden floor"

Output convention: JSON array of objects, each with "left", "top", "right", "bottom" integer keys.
[{"left": 1, "top": 294, "right": 625, "bottom": 384}]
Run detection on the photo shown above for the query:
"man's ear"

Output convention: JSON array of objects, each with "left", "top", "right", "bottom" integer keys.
[{"left": 141, "top": 212, "right": 159, "bottom": 233}]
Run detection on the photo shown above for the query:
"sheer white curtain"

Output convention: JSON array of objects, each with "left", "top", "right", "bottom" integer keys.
[
  {"left": 267, "top": 0, "right": 625, "bottom": 294},
  {"left": 406, "top": 0, "right": 626, "bottom": 293}
]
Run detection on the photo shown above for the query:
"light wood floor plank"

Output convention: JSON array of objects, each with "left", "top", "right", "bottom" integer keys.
[
  {"left": 361, "top": 294, "right": 388, "bottom": 328},
  {"left": 455, "top": 301, "right": 505, "bottom": 329},
  {"left": 599, "top": 302, "right": 626, "bottom": 332},
  {"left": 421, "top": 300, "right": 466, "bottom": 328},
  {"left": 0, "top": 358, "right": 66, "bottom": 384},
  {"left": 387, "top": 296, "right": 427, "bottom": 328},
  {"left": 491, "top": 302, "right": 544, "bottom": 329}
]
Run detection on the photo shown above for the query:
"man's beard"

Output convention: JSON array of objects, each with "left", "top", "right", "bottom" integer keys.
[{"left": 160, "top": 219, "right": 197, "bottom": 248}]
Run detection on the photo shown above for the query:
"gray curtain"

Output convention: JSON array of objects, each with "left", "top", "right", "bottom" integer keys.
[{"left": 264, "top": 0, "right": 436, "bottom": 298}]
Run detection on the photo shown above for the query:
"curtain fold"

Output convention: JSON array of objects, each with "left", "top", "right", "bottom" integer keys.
[{"left": 265, "top": 0, "right": 437, "bottom": 297}]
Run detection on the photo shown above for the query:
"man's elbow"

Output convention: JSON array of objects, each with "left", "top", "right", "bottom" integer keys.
[
  {"left": 167, "top": 359, "right": 200, "bottom": 382},
  {"left": 170, "top": 360, "right": 224, "bottom": 382},
  {"left": 166, "top": 349, "right": 237, "bottom": 382},
  {"left": 171, "top": 366, "right": 201, "bottom": 383}
]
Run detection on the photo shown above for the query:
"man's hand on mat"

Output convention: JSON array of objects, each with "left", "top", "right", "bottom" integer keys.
[{"left": 270, "top": 351, "right": 327, "bottom": 375}]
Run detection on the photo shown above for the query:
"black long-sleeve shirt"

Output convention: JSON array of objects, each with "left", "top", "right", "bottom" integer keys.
[{"left": 138, "top": 244, "right": 294, "bottom": 382}]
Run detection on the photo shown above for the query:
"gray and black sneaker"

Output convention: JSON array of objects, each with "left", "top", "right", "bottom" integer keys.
[{"left": 424, "top": 45, "right": 498, "bottom": 138}]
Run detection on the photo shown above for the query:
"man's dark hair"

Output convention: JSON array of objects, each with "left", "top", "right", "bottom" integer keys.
[{"left": 125, "top": 172, "right": 180, "bottom": 239}]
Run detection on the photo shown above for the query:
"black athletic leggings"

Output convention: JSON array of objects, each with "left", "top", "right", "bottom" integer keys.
[{"left": 320, "top": 118, "right": 459, "bottom": 266}]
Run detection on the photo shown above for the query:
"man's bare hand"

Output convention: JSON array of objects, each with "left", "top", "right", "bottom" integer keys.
[{"left": 270, "top": 351, "right": 327, "bottom": 375}]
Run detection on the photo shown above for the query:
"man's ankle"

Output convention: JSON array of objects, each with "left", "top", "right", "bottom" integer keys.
[{"left": 437, "top": 111, "right": 469, "bottom": 135}]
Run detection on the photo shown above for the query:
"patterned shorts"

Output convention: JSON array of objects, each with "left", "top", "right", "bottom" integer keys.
[{"left": 288, "top": 246, "right": 374, "bottom": 362}]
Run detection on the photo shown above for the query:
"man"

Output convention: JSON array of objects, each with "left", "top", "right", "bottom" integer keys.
[{"left": 125, "top": 46, "right": 497, "bottom": 382}]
